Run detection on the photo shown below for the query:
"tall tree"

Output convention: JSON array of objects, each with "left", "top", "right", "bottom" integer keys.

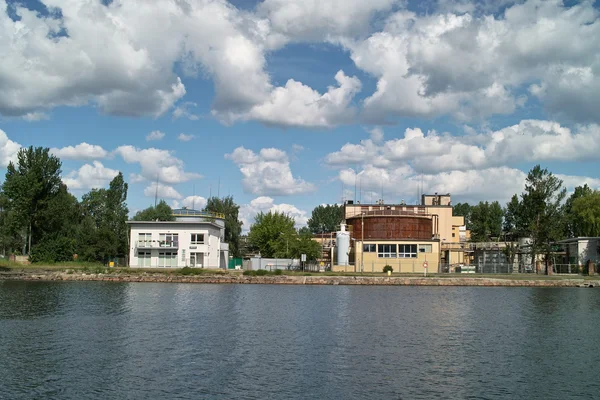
[
  {"left": 2, "top": 147, "right": 63, "bottom": 255},
  {"left": 520, "top": 165, "right": 566, "bottom": 272},
  {"left": 79, "top": 173, "right": 129, "bottom": 262},
  {"left": 452, "top": 202, "right": 472, "bottom": 229},
  {"left": 571, "top": 190, "right": 600, "bottom": 237},
  {"left": 133, "top": 200, "right": 175, "bottom": 222},
  {"left": 470, "top": 201, "right": 503, "bottom": 241},
  {"left": 307, "top": 204, "right": 344, "bottom": 233},
  {"left": 248, "top": 211, "right": 297, "bottom": 258},
  {"left": 204, "top": 196, "right": 242, "bottom": 257},
  {"left": 563, "top": 184, "right": 594, "bottom": 237}
]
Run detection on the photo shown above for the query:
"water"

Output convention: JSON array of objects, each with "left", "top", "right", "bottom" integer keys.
[{"left": 1, "top": 281, "right": 600, "bottom": 399}]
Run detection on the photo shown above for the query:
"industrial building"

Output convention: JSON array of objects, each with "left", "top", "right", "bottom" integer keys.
[
  {"left": 334, "top": 194, "right": 469, "bottom": 273},
  {"left": 127, "top": 208, "right": 229, "bottom": 268}
]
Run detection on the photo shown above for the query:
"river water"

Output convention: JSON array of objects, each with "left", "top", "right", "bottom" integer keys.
[{"left": 1, "top": 281, "right": 599, "bottom": 399}]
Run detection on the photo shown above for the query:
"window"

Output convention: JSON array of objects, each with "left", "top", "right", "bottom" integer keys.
[
  {"left": 419, "top": 244, "right": 432, "bottom": 253},
  {"left": 452, "top": 233, "right": 456, "bottom": 238},
  {"left": 363, "top": 244, "right": 376, "bottom": 252},
  {"left": 138, "top": 233, "right": 151, "bottom": 247},
  {"left": 138, "top": 251, "right": 151, "bottom": 267},
  {"left": 399, "top": 244, "right": 417, "bottom": 258},
  {"left": 378, "top": 244, "right": 397, "bottom": 258},
  {"left": 158, "top": 251, "right": 178, "bottom": 267},
  {"left": 159, "top": 233, "right": 178, "bottom": 248},
  {"left": 190, "top": 233, "right": 205, "bottom": 244}
]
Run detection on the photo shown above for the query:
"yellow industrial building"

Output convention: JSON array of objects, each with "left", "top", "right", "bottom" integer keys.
[{"left": 333, "top": 194, "right": 469, "bottom": 273}]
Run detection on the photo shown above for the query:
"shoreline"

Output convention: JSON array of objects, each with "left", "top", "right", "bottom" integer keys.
[{"left": 1, "top": 270, "right": 599, "bottom": 287}]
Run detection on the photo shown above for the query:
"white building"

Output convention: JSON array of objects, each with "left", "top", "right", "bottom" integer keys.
[
  {"left": 557, "top": 237, "right": 600, "bottom": 266},
  {"left": 127, "top": 208, "right": 229, "bottom": 268}
]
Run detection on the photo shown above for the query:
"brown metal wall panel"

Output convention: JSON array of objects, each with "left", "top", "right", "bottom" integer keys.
[{"left": 348, "top": 216, "right": 432, "bottom": 240}]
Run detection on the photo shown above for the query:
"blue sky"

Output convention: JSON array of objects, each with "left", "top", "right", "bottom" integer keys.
[{"left": 1, "top": 0, "right": 600, "bottom": 230}]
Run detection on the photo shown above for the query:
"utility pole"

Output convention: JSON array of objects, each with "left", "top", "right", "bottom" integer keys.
[{"left": 361, "top": 212, "right": 365, "bottom": 272}]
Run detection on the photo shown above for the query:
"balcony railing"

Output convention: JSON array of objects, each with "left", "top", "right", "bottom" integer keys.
[{"left": 136, "top": 240, "right": 179, "bottom": 249}]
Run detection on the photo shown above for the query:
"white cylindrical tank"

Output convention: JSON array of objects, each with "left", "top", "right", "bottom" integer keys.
[{"left": 336, "top": 224, "right": 350, "bottom": 266}]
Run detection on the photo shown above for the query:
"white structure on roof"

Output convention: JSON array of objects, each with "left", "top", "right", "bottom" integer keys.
[{"left": 127, "top": 208, "right": 229, "bottom": 268}]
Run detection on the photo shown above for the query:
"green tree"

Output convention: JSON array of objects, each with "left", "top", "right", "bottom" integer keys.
[
  {"left": 452, "top": 202, "right": 472, "bottom": 229},
  {"left": 2, "top": 147, "right": 63, "bottom": 255},
  {"left": 133, "top": 200, "right": 175, "bottom": 221},
  {"left": 520, "top": 165, "right": 566, "bottom": 272},
  {"left": 571, "top": 190, "right": 600, "bottom": 237},
  {"left": 248, "top": 211, "right": 297, "bottom": 258},
  {"left": 291, "top": 227, "right": 321, "bottom": 260},
  {"left": 204, "top": 196, "right": 242, "bottom": 257},
  {"left": 79, "top": 173, "right": 129, "bottom": 262},
  {"left": 307, "top": 204, "right": 344, "bottom": 233},
  {"left": 563, "top": 184, "right": 594, "bottom": 237},
  {"left": 470, "top": 201, "right": 503, "bottom": 241}
]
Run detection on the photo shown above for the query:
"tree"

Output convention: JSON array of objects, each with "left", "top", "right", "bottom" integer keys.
[
  {"left": 520, "top": 165, "right": 566, "bottom": 273},
  {"left": 248, "top": 211, "right": 297, "bottom": 258},
  {"left": 293, "top": 228, "right": 321, "bottom": 260},
  {"left": 2, "top": 147, "right": 63, "bottom": 255},
  {"left": 204, "top": 196, "right": 242, "bottom": 257},
  {"left": 133, "top": 200, "right": 175, "bottom": 221},
  {"left": 469, "top": 201, "right": 503, "bottom": 241},
  {"left": 571, "top": 190, "right": 600, "bottom": 237},
  {"left": 79, "top": 173, "right": 129, "bottom": 262},
  {"left": 452, "top": 202, "right": 472, "bottom": 229},
  {"left": 503, "top": 194, "right": 522, "bottom": 236},
  {"left": 563, "top": 184, "right": 594, "bottom": 237},
  {"left": 307, "top": 204, "right": 344, "bottom": 233}
]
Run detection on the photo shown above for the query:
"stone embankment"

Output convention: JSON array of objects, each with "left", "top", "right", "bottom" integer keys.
[{"left": 1, "top": 271, "right": 599, "bottom": 287}]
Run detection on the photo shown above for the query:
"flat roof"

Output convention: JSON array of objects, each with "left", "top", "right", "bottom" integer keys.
[
  {"left": 127, "top": 220, "right": 222, "bottom": 229},
  {"left": 556, "top": 237, "right": 600, "bottom": 244}
]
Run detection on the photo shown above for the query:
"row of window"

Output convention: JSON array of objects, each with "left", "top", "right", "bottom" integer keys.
[
  {"left": 363, "top": 244, "right": 433, "bottom": 258},
  {"left": 138, "top": 251, "right": 205, "bottom": 267},
  {"left": 138, "top": 233, "right": 205, "bottom": 245}
]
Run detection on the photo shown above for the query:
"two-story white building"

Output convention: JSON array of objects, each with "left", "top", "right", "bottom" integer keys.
[{"left": 127, "top": 208, "right": 229, "bottom": 268}]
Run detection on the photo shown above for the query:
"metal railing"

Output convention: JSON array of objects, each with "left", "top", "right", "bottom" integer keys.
[
  {"left": 136, "top": 240, "right": 179, "bottom": 249},
  {"left": 172, "top": 209, "right": 225, "bottom": 219}
]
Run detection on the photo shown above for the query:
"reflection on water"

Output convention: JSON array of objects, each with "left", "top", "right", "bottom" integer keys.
[{"left": 1, "top": 282, "right": 600, "bottom": 399}]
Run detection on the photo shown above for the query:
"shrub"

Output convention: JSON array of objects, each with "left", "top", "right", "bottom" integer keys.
[
  {"left": 273, "top": 269, "right": 283, "bottom": 275},
  {"left": 383, "top": 265, "right": 393, "bottom": 273},
  {"left": 180, "top": 267, "right": 194, "bottom": 276},
  {"left": 255, "top": 269, "right": 269, "bottom": 276}
]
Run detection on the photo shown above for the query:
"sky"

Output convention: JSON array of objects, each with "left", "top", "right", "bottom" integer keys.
[{"left": 1, "top": 0, "right": 600, "bottom": 231}]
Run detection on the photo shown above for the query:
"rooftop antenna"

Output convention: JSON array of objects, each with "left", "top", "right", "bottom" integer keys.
[
  {"left": 192, "top": 184, "right": 195, "bottom": 210},
  {"left": 354, "top": 165, "right": 357, "bottom": 202},
  {"left": 217, "top": 176, "right": 221, "bottom": 198},
  {"left": 154, "top": 172, "right": 159, "bottom": 207},
  {"left": 359, "top": 173, "right": 362, "bottom": 204},
  {"left": 209, "top": 184, "right": 212, "bottom": 199}
]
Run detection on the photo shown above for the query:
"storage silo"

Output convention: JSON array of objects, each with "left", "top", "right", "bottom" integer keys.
[{"left": 336, "top": 224, "right": 350, "bottom": 266}]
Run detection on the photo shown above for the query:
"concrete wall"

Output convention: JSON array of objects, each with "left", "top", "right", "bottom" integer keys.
[
  {"left": 129, "top": 222, "right": 224, "bottom": 268},
  {"left": 246, "top": 257, "right": 300, "bottom": 270},
  {"left": 577, "top": 239, "right": 600, "bottom": 265}
]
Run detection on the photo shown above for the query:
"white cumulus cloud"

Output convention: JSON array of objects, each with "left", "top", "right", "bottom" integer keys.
[
  {"left": 240, "top": 196, "right": 309, "bottom": 232},
  {"left": 226, "top": 146, "right": 315, "bottom": 196},
  {"left": 63, "top": 161, "right": 119, "bottom": 190},
  {"left": 0, "top": 128, "right": 21, "bottom": 167},
  {"left": 51, "top": 143, "right": 108, "bottom": 161},
  {"left": 146, "top": 131, "right": 166, "bottom": 141}
]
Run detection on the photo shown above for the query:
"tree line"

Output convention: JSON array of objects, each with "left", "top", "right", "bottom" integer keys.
[
  {"left": 0, "top": 147, "right": 129, "bottom": 263},
  {"left": 453, "top": 165, "right": 600, "bottom": 257}
]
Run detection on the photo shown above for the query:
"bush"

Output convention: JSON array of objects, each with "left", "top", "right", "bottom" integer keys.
[
  {"left": 273, "top": 269, "right": 283, "bottom": 275},
  {"left": 255, "top": 269, "right": 269, "bottom": 276},
  {"left": 180, "top": 267, "right": 194, "bottom": 276},
  {"left": 30, "top": 237, "right": 77, "bottom": 263},
  {"left": 383, "top": 265, "right": 393, "bottom": 273}
]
